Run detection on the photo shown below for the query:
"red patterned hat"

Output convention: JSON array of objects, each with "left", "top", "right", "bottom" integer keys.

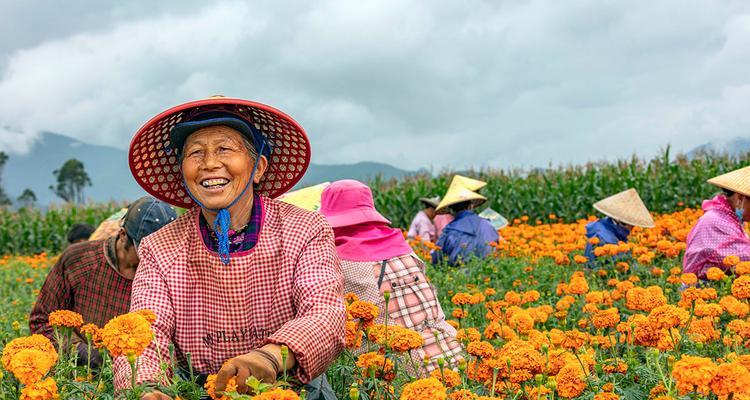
[{"left": 128, "top": 96, "right": 310, "bottom": 208}]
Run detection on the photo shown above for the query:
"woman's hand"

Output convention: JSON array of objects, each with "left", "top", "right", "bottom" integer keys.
[
  {"left": 141, "top": 390, "right": 171, "bottom": 400},
  {"left": 214, "top": 344, "right": 295, "bottom": 394}
]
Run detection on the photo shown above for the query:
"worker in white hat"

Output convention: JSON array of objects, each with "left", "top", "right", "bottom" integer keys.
[
  {"left": 407, "top": 196, "right": 440, "bottom": 242},
  {"left": 431, "top": 175, "right": 499, "bottom": 266},
  {"left": 684, "top": 166, "right": 750, "bottom": 279},
  {"left": 583, "top": 188, "right": 655, "bottom": 265}
]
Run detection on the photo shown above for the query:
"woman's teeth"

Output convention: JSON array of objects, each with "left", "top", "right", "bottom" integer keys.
[{"left": 201, "top": 178, "right": 229, "bottom": 188}]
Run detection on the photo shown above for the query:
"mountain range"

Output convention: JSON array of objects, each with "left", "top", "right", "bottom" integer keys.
[{"left": 1, "top": 132, "right": 414, "bottom": 206}]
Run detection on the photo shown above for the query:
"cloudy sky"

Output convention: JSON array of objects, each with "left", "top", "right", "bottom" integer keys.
[{"left": 1, "top": 0, "right": 749, "bottom": 171}]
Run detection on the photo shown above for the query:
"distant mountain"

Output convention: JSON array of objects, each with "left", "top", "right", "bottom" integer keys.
[
  {"left": 1, "top": 132, "right": 414, "bottom": 206},
  {"left": 687, "top": 137, "right": 750, "bottom": 158}
]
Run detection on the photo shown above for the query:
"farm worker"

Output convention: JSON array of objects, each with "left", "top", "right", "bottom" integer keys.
[
  {"left": 431, "top": 175, "right": 499, "bottom": 266},
  {"left": 30, "top": 196, "right": 176, "bottom": 368},
  {"left": 583, "top": 188, "right": 655, "bottom": 266},
  {"left": 115, "top": 97, "right": 344, "bottom": 400},
  {"left": 320, "top": 180, "right": 463, "bottom": 373},
  {"left": 66, "top": 223, "right": 95, "bottom": 244},
  {"left": 434, "top": 213, "right": 454, "bottom": 238},
  {"left": 684, "top": 166, "right": 750, "bottom": 279},
  {"left": 89, "top": 208, "right": 128, "bottom": 241},
  {"left": 407, "top": 196, "right": 440, "bottom": 242}
]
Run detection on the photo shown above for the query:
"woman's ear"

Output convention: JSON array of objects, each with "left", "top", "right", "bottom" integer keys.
[{"left": 254, "top": 155, "right": 269, "bottom": 184}]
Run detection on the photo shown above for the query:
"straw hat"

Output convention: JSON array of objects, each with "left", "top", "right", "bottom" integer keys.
[
  {"left": 478, "top": 208, "right": 509, "bottom": 230},
  {"left": 593, "top": 188, "right": 654, "bottom": 228},
  {"left": 278, "top": 182, "right": 330, "bottom": 211},
  {"left": 435, "top": 175, "right": 488, "bottom": 213},
  {"left": 128, "top": 96, "right": 310, "bottom": 208},
  {"left": 707, "top": 166, "right": 750, "bottom": 197},
  {"left": 419, "top": 196, "right": 440, "bottom": 208}
]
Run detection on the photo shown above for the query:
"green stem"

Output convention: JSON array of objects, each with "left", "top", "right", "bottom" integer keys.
[{"left": 491, "top": 368, "right": 498, "bottom": 397}]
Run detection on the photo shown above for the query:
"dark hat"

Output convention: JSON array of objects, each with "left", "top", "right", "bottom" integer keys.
[{"left": 122, "top": 196, "right": 177, "bottom": 247}]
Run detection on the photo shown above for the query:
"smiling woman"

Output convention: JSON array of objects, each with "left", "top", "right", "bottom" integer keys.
[{"left": 117, "top": 96, "right": 345, "bottom": 400}]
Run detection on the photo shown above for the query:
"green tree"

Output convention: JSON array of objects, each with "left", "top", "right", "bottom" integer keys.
[
  {"left": 0, "top": 152, "right": 10, "bottom": 206},
  {"left": 16, "top": 188, "right": 37, "bottom": 208},
  {"left": 49, "top": 158, "right": 92, "bottom": 204}
]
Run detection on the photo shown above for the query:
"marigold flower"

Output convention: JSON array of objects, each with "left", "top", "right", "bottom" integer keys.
[
  {"left": 348, "top": 301, "right": 379, "bottom": 321},
  {"left": 48, "top": 310, "right": 83, "bottom": 328},
  {"left": 736, "top": 261, "right": 750, "bottom": 275},
  {"left": 399, "top": 377, "right": 446, "bottom": 400},
  {"left": 356, "top": 352, "right": 395, "bottom": 381},
  {"left": 2, "top": 335, "right": 57, "bottom": 372},
  {"left": 8, "top": 349, "right": 56, "bottom": 385},
  {"left": 593, "top": 393, "right": 619, "bottom": 400},
  {"left": 467, "top": 341, "right": 494, "bottom": 358},
  {"left": 204, "top": 374, "right": 237, "bottom": 400},
  {"left": 79, "top": 323, "right": 103, "bottom": 348},
  {"left": 133, "top": 309, "right": 157, "bottom": 324},
  {"left": 694, "top": 303, "right": 723, "bottom": 318},
  {"left": 732, "top": 275, "right": 750, "bottom": 299},
  {"left": 591, "top": 308, "right": 620, "bottom": 330},
  {"left": 345, "top": 321, "right": 363, "bottom": 349},
  {"left": 720, "top": 295, "right": 750, "bottom": 317},
  {"left": 390, "top": 328, "right": 424, "bottom": 352},
  {"left": 430, "top": 368, "right": 461, "bottom": 388},
  {"left": 452, "top": 293, "right": 473, "bottom": 306},
  {"left": 253, "top": 388, "right": 301, "bottom": 400},
  {"left": 709, "top": 363, "right": 750, "bottom": 396},
  {"left": 625, "top": 286, "right": 667, "bottom": 312},
  {"left": 560, "top": 330, "right": 587, "bottom": 350},
  {"left": 344, "top": 292, "right": 360, "bottom": 304},
  {"left": 508, "top": 310, "right": 534, "bottom": 333},
  {"left": 101, "top": 312, "right": 153, "bottom": 357},
  {"left": 724, "top": 255, "right": 741, "bottom": 267},
  {"left": 556, "top": 362, "right": 587, "bottom": 398},
  {"left": 19, "top": 377, "right": 59, "bottom": 400},
  {"left": 456, "top": 328, "right": 481, "bottom": 343},
  {"left": 672, "top": 355, "right": 717, "bottom": 395},
  {"left": 566, "top": 276, "right": 589, "bottom": 295},
  {"left": 680, "top": 273, "right": 698, "bottom": 286},
  {"left": 648, "top": 305, "right": 689, "bottom": 330}
]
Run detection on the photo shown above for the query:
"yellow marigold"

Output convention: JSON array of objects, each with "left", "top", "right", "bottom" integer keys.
[
  {"left": 204, "top": 374, "right": 237, "bottom": 400},
  {"left": 721, "top": 295, "right": 750, "bottom": 317},
  {"left": 452, "top": 293, "right": 473, "bottom": 306},
  {"left": 556, "top": 362, "right": 587, "bottom": 399},
  {"left": 348, "top": 300, "right": 379, "bottom": 321},
  {"left": 390, "top": 328, "right": 424, "bottom": 352},
  {"left": 593, "top": 393, "right": 618, "bottom": 400},
  {"left": 448, "top": 389, "right": 478, "bottom": 400},
  {"left": 399, "top": 377, "right": 447, "bottom": 400},
  {"left": 680, "top": 273, "right": 698, "bottom": 286},
  {"left": 2, "top": 335, "right": 57, "bottom": 372},
  {"left": 8, "top": 349, "right": 56, "bottom": 385},
  {"left": 430, "top": 368, "right": 461, "bottom": 388},
  {"left": 508, "top": 310, "right": 534, "bottom": 333},
  {"left": 345, "top": 321, "right": 363, "bottom": 349},
  {"left": 706, "top": 267, "right": 726, "bottom": 281},
  {"left": 672, "top": 355, "right": 717, "bottom": 395},
  {"left": 591, "top": 308, "right": 620, "bottom": 330},
  {"left": 48, "top": 310, "right": 83, "bottom": 329},
  {"left": 101, "top": 312, "right": 153, "bottom": 357},
  {"left": 356, "top": 352, "right": 395, "bottom": 381},
  {"left": 20, "top": 377, "right": 59, "bottom": 400},
  {"left": 253, "top": 388, "right": 301, "bottom": 400},
  {"left": 467, "top": 341, "right": 494, "bottom": 358},
  {"left": 724, "top": 255, "right": 741, "bottom": 267},
  {"left": 648, "top": 305, "right": 689, "bottom": 330},
  {"left": 133, "top": 309, "right": 157, "bottom": 324},
  {"left": 456, "top": 328, "right": 481, "bottom": 343},
  {"left": 709, "top": 363, "right": 750, "bottom": 397},
  {"left": 732, "top": 275, "right": 750, "bottom": 299}
]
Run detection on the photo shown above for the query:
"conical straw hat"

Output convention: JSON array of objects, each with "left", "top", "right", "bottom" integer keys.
[
  {"left": 593, "top": 188, "right": 655, "bottom": 228},
  {"left": 278, "top": 182, "right": 330, "bottom": 211},
  {"left": 451, "top": 175, "right": 487, "bottom": 191},
  {"left": 708, "top": 166, "right": 750, "bottom": 197},
  {"left": 435, "top": 175, "right": 488, "bottom": 212}
]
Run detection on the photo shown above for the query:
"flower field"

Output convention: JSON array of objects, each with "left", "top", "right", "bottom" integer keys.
[{"left": 3, "top": 204, "right": 750, "bottom": 399}]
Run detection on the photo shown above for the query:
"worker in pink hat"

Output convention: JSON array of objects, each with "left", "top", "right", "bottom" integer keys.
[{"left": 319, "top": 180, "right": 463, "bottom": 373}]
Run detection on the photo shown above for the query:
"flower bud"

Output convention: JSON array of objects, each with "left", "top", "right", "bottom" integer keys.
[{"left": 349, "top": 383, "right": 360, "bottom": 400}]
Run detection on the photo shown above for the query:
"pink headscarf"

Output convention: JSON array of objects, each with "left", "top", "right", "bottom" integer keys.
[
  {"left": 320, "top": 180, "right": 413, "bottom": 262},
  {"left": 684, "top": 194, "right": 750, "bottom": 278}
]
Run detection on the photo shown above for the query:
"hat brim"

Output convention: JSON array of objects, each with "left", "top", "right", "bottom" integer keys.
[
  {"left": 325, "top": 208, "right": 391, "bottom": 228},
  {"left": 129, "top": 97, "right": 310, "bottom": 208},
  {"left": 169, "top": 117, "right": 264, "bottom": 155},
  {"left": 419, "top": 198, "right": 440, "bottom": 208}
]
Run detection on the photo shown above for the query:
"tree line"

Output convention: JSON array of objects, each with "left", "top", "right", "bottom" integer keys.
[{"left": 0, "top": 151, "right": 91, "bottom": 208}]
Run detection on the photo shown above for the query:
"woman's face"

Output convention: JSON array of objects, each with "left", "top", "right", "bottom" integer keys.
[{"left": 181, "top": 125, "right": 267, "bottom": 210}]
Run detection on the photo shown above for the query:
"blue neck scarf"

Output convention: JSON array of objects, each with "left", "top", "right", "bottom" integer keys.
[{"left": 183, "top": 141, "right": 266, "bottom": 265}]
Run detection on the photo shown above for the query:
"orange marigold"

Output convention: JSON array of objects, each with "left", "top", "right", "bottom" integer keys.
[
  {"left": 2, "top": 335, "right": 57, "bottom": 372},
  {"left": 452, "top": 293, "right": 473, "bottom": 306},
  {"left": 399, "top": 377, "right": 447, "bottom": 400},
  {"left": 591, "top": 308, "right": 620, "bottom": 330},
  {"left": 709, "top": 363, "right": 750, "bottom": 397},
  {"left": 204, "top": 374, "right": 237, "bottom": 400},
  {"left": 344, "top": 292, "right": 360, "bottom": 304},
  {"left": 508, "top": 310, "right": 534, "bottom": 333},
  {"left": 456, "top": 328, "right": 481, "bottom": 343},
  {"left": 80, "top": 324, "right": 103, "bottom": 348},
  {"left": 593, "top": 393, "right": 619, "bottom": 400},
  {"left": 732, "top": 275, "right": 750, "bottom": 299},
  {"left": 8, "top": 349, "right": 56, "bottom": 385},
  {"left": 706, "top": 267, "right": 726, "bottom": 281},
  {"left": 736, "top": 261, "right": 750, "bottom": 275},
  {"left": 720, "top": 295, "right": 750, "bottom": 318},
  {"left": 19, "top": 377, "right": 59, "bottom": 400},
  {"left": 560, "top": 330, "right": 588, "bottom": 350},
  {"left": 724, "top": 255, "right": 741, "bottom": 267},
  {"left": 430, "top": 368, "right": 461, "bottom": 388},
  {"left": 447, "top": 389, "right": 478, "bottom": 400},
  {"left": 48, "top": 310, "right": 83, "bottom": 329},
  {"left": 133, "top": 309, "right": 157, "bottom": 324},
  {"left": 356, "top": 352, "right": 395, "bottom": 381},
  {"left": 348, "top": 300, "right": 379, "bottom": 321},
  {"left": 625, "top": 286, "right": 667, "bottom": 312},
  {"left": 101, "top": 312, "right": 153, "bottom": 357},
  {"left": 345, "top": 321, "right": 363, "bottom": 349},
  {"left": 556, "top": 362, "right": 587, "bottom": 398},
  {"left": 253, "top": 388, "right": 301, "bottom": 400},
  {"left": 390, "top": 328, "right": 424, "bottom": 352},
  {"left": 467, "top": 341, "right": 494, "bottom": 358},
  {"left": 648, "top": 305, "right": 689, "bottom": 330},
  {"left": 672, "top": 355, "right": 717, "bottom": 396}
]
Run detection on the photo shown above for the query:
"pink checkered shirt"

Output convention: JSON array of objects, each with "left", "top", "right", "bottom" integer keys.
[
  {"left": 114, "top": 196, "right": 345, "bottom": 389},
  {"left": 342, "top": 253, "right": 463, "bottom": 374}
]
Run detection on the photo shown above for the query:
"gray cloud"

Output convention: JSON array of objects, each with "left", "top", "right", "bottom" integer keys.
[{"left": 0, "top": 0, "right": 749, "bottom": 171}]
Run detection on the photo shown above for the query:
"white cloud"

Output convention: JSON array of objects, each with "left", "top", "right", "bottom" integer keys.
[{"left": 0, "top": 0, "right": 749, "bottom": 171}]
